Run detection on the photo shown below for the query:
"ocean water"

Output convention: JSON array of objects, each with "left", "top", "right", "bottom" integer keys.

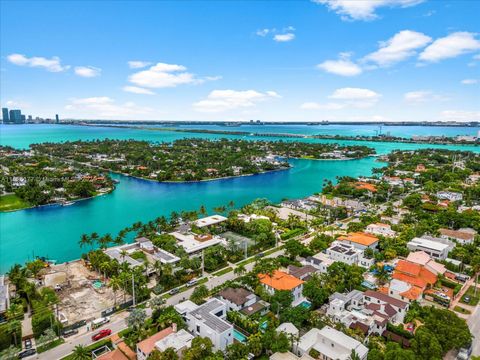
[{"left": 0, "top": 124, "right": 479, "bottom": 272}]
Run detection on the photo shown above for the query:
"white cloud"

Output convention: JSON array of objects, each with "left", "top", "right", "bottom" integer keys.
[
  {"left": 419, "top": 32, "right": 480, "bottom": 62},
  {"left": 300, "top": 102, "right": 345, "bottom": 110},
  {"left": 329, "top": 87, "right": 381, "bottom": 107},
  {"left": 74, "top": 66, "right": 101, "bottom": 78},
  {"left": 204, "top": 75, "right": 222, "bottom": 81},
  {"left": 461, "top": 79, "right": 478, "bottom": 85},
  {"left": 122, "top": 86, "right": 155, "bottom": 95},
  {"left": 317, "top": 53, "right": 362, "bottom": 76},
  {"left": 363, "top": 30, "right": 431, "bottom": 66},
  {"left": 194, "top": 90, "right": 280, "bottom": 113},
  {"left": 128, "top": 61, "right": 152, "bottom": 69},
  {"left": 404, "top": 90, "right": 431, "bottom": 103},
  {"left": 273, "top": 33, "right": 295, "bottom": 42},
  {"left": 256, "top": 28, "right": 272, "bottom": 37},
  {"left": 313, "top": 0, "right": 424, "bottom": 21},
  {"left": 7, "top": 53, "right": 69, "bottom": 72},
  {"left": 65, "top": 96, "right": 151, "bottom": 118},
  {"left": 474, "top": 54, "right": 480, "bottom": 60},
  {"left": 440, "top": 110, "right": 480, "bottom": 122},
  {"left": 5, "top": 100, "right": 30, "bottom": 108},
  {"left": 128, "top": 62, "right": 197, "bottom": 88}
]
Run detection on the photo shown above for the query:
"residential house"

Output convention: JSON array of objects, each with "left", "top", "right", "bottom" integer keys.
[
  {"left": 174, "top": 299, "right": 233, "bottom": 351},
  {"left": 337, "top": 232, "right": 379, "bottom": 250},
  {"left": 436, "top": 191, "right": 463, "bottom": 202},
  {"left": 0, "top": 275, "right": 9, "bottom": 316},
  {"left": 362, "top": 290, "right": 409, "bottom": 324},
  {"left": 387, "top": 259, "right": 437, "bottom": 302},
  {"left": 405, "top": 251, "right": 446, "bottom": 275},
  {"left": 259, "top": 270, "right": 305, "bottom": 306},
  {"left": 193, "top": 215, "right": 228, "bottom": 228},
  {"left": 217, "top": 287, "right": 257, "bottom": 312},
  {"left": 294, "top": 326, "right": 368, "bottom": 360},
  {"left": 326, "top": 242, "right": 375, "bottom": 268},
  {"left": 365, "top": 223, "right": 396, "bottom": 238},
  {"left": 303, "top": 252, "right": 334, "bottom": 273},
  {"left": 406, "top": 236, "right": 454, "bottom": 260},
  {"left": 287, "top": 265, "right": 319, "bottom": 280},
  {"left": 439, "top": 228, "right": 477, "bottom": 245},
  {"left": 169, "top": 231, "right": 225, "bottom": 255},
  {"left": 154, "top": 329, "right": 194, "bottom": 357},
  {"left": 136, "top": 326, "right": 175, "bottom": 360}
]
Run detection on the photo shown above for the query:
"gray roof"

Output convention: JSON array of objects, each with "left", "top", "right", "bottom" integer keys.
[
  {"left": 0, "top": 276, "right": 7, "bottom": 313},
  {"left": 189, "top": 298, "right": 232, "bottom": 333},
  {"left": 104, "top": 248, "right": 142, "bottom": 267}
]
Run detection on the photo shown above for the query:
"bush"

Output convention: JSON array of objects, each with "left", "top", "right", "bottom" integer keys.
[
  {"left": 280, "top": 228, "right": 304, "bottom": 240},
  {"left": 387, "top": 322, "right": 413, "bottom": 339},
  {"left": 31, "top": 311, "right": 62, "bottom": 338}
]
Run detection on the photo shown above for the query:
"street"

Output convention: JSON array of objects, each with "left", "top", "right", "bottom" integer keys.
[{"left": 35, "top": 248, "right": 283, "bottom": 359}]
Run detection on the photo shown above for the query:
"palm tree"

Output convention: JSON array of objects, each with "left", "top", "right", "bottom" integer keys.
[
  {"left": 228, "top": 200, "right": 235, "bottom": 209},
  {"left": 199, "top": 205, "right": 207, "bottom": 216},
  {"left": 90, "top": 232, "right": 99, "bottom": 247},
  {"left": 234, "top": 264, "right": 246, "bottom": 276},
  {"left": 120, "top": 249, "right": 128, "bottom": 264},
  {"left": 6, "top": 303, "right": 23, "bottom": 321},
  {"left": 78, "top": 234, "right": 91, "bottom": 250},
  {"left": 109, "top": 276, "right": 121, "bottom": 306},
  {"left": 71, "top": 344, "right": 90, "bottom": 360}
]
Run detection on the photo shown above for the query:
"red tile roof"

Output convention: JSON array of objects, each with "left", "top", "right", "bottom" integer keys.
[
  {"left": 137, "top": 327, "right": 174, "bottom": 356},
  {"left": 258, "top": 270, "right": 304, "bottom": 291}
]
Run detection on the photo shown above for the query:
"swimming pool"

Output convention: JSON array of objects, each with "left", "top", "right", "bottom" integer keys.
[
  {"left": 233, "top": 329, "right": 247, "bottom": 343},
  {"left": 298, "top": 300, "right": 311, "bottom": 309}
]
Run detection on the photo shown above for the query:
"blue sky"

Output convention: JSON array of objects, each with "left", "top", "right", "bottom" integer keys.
[{"left": 1, "top": 0, "right": 479, "bottom": 122}]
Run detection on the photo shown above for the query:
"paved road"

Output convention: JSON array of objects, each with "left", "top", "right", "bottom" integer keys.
[
  {"left": 36, "top": 248, "right": 284, "bottom": 359},
  {"left": 467, "top": 286, "right": 480, "bottom": 356}
]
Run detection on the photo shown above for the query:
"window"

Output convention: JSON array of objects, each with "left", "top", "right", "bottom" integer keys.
[{"left": 196, "top": 325, "right": 200, "bottom": 334}]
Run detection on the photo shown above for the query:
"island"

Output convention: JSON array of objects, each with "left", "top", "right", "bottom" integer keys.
[
  {"left": 0, "top": 146, "right": 114, "bottom": 212},
  {"left": 31, "top": 138, "right": 375, "bottom": 182}
]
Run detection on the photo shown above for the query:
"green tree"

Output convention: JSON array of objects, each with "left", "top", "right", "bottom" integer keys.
[
  {"left": 270, "top": 290, "right": 293, "bottom": 315},
  {"left": 71, "top": 344, "right": 90, "bottom": 360},
  {"left": 411, "top": 327, "right": 442, "bottom": 360},
  {"left": 247, "top": 333, "right": 263, "bottom": 357},
  {"left": 225, "top": 342, "right": 249, "bottom": 360},
  {"left": 126, "top": 308, "right": 147, "bottom": 331},
  {"left": 190, "top": 285, "right": 209, "bottom": 305},
  {"left": 303, "top": 274, "right": 329, "bottom": 308}
]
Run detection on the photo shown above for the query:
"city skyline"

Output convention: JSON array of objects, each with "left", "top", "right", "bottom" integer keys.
[{"left": 1, "top": 0, "right": 480, "bottom": 122}]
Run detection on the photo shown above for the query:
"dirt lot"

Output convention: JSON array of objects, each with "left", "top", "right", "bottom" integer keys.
[{"left": 47, "top": 261, "right": 128, "bottom": 324}]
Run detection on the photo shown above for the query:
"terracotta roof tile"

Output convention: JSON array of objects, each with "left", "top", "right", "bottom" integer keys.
[
  {"left": 258, "top": 270, "right": 304, "bottom": 291},
  {"left": 137, "top": 327, "right": 174, "bottom": 355},
  {"left": 338, "top": 232, "right": 379, "bottom": 246}
]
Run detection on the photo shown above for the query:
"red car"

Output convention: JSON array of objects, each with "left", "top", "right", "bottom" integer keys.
[{"left": 91, "top": 329, "right": 112, "bottom": 341}]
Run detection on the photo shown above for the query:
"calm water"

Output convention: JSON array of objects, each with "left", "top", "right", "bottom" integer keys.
[{"left": 1, "top": 124, "right": 479, "bottom": 272}]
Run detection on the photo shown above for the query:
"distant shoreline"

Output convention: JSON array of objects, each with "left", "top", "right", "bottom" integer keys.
[{"left": 77, "top": 123, "right": 479, "bottom": 146}]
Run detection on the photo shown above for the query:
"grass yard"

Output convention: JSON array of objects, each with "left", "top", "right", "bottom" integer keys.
[
  {"left": 213, "top": 267, "right": 233, "bottom": 276},
  {"left": 454, "top": 306, "right": 472, "bottom": 315},
  {"left": 0, "top": 194, "right": 30, "bottom": 212},
  {"left": 460, "top": 285, "right": 480, "bottom": 306},
  {"left": 37, "top": 338, "right": 65, "bottom": 353}
]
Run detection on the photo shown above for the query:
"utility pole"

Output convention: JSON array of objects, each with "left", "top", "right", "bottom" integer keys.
[
  {"left": 132, "top": 273, "right": 136, "bottom": 306},
  {"left": 201, "top": 249, "right": 204, "bottom": 278}
]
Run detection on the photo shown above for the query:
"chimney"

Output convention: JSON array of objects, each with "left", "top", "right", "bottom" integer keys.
[{"left": 172, "top": 323, "right": 177, "bottom": 333}]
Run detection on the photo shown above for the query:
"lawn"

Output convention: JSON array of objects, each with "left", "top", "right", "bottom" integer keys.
[
  {"left": 454, "top": 306, "right": 472, "bottom": 315},
  {"left": 460, "top": 286, "right": 480, "bottom": 306},
  {"left": 213, "top": 267, "right": 233, "bottom": 276},
  {"left": 37, "top": 338, "right": 65, "bottom": 353},
  {"left": 0, "top": 194, "right": 30, "bottom": 212}
]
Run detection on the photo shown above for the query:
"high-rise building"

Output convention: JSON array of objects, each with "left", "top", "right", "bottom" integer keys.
[
  {"left": 55, "top": 114, "right": 59, "bottom": 123},
  {"left": 2, "top": 108, "right": 9, "bottom": 123},
  {"left": 9, "top": 109, "right": 23, "bottom": 124},
  {"left": 27, "top": 115, "right": 33, "bottom": 123}
]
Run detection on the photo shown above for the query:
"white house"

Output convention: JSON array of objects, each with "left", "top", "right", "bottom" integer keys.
[
  {"left": 259, "top": 270, "right": 305, "bottom": 306},
  {"left": 294, "top": 326, "right": 368, "bottom": 360},
  {"left": 439, "top": 228, "right": 477, "bottom": 245},
  {"left": 174, "top": 299, "right": 233, "bottom": 351},
  {"left": 304, "top": 252, "right": 334, "bottom": 273},
  {"left": 217, "top": 287, "right": 257, "bottom": 312},
  {"left": 366, "top": 223, "right": 396, "bottom": 238},
  {"left": 436, "top": 191, "right": 463, "bottom": 202},
  {"left": 326, "top": 241, "right": 375, "bottom": 268},
  {"left": 407, "top": 236, "right": 454, "bottom": 260},
  {"left": 362, "top": 290, "right": 409, "bottom": 324}
]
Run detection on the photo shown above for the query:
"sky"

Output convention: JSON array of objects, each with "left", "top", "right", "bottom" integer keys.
[{"left": 1, "top": 0, "right": 479, "bottom": 122}]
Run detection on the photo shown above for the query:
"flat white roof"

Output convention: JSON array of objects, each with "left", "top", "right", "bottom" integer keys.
[
  {"left": 174, "top": 300, "right": 199, "bottom": 315},
  {"left": 408, "top": 237, "right": 450, "bottom": 252},
  {"left": 170, "top": 232, "right": 224, "bottom": 253},
  {"left": 155, "top": 329, "right": 194, "bottom": 352},
  {"left": 193, "top": 215, "right": 228, "bottom": 228}
]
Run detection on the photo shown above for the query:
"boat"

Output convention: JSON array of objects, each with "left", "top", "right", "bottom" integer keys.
[{"left": 62, "top": 201, "right": 75, "bottom": 206}]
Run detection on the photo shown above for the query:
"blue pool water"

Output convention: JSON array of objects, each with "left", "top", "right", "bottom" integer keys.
[
  {"left": 298, "top": 300, "right": 311, "bottom": 309},
  {"left": 233, "top": 329, "right": 247, "bottom": 342}
]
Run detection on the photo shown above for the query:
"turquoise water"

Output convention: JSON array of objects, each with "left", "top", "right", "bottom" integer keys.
[
  {"left": 1, "top": 124, "right": 479, "bottom": 273},
  {"left": 233, "top": 329, "right": 247, "bottom": 342},
  {"left": 298, "top": 300, "right": 311, "bottom": 309}
]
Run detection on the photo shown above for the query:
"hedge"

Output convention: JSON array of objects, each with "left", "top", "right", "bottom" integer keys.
[{"left": 280, "top": 228, "right": 304, "bottom": 240}]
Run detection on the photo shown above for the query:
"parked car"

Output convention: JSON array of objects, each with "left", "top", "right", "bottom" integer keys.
[
  {"left": 91, "top": 329, "right": 112, "bottom": 341},
  {"left": 18, "top": 349, "right": 36, "bottom": 358},
  {"left": 91, "top": 316, "right": 110, "bottom": 329},
  {"left": 463, "top": 296, "right": 471, "bottom": 304},
  {"left": 456, "top": 343, "right": 472, "bottom": 360},
  {"left": 186, "top": 279, "right": 197, "bottom": 287},
  {"left": 24, "top": 339, "right": 32, "bottom": 349},
  {"left": 63, "top": 329, "right": 79, "bottom": 338},
  {"left": 169, "top": 288, "right": 179, "bottom": 295},
  {"left": 255, "top": 252, "right": 265, "bottom": 258}
]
